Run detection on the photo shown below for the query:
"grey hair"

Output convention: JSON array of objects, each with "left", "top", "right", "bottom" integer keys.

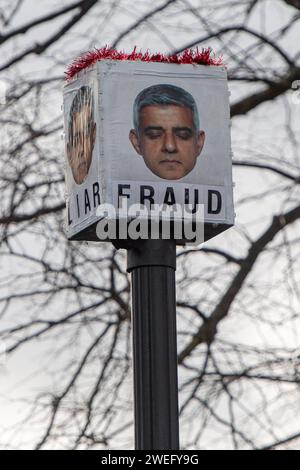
[
  {"left": 133, "top": 83, "right": 200, "bottom": 132},
  {"left": 68, "top": 85, "right": 94, "bottom": 145}
]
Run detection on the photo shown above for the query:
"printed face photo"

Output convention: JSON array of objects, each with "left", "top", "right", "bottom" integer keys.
[
  {"left": 67, "top": 86, "right": 96, "bottom": 185},
  {"left": 129, "top": 84, "right": 205, "bottom": 180}
]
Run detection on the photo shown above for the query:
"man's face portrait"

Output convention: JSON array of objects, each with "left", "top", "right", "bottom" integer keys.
[
  {"left": 129, "top": 84, "right": 205, "bottom": 180},
  {"left": 67, "top": 86, "right": 96, "bottom": 185}
]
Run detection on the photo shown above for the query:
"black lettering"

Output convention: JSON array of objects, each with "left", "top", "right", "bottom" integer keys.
[
  {"left": 92, "top": 182, "right": 101, "bottom": 207},
  {"left": 84, "top": 189, "right": 91, "bottom": 214},
  {"left": 76, "top": 194, "right": 80, "bottom": 218},
  {"left": 164, "top": 187, "right": 176, "bottom": 206},
  {"left": 208, "top": 190, "right": 222, "bottom": 214},
  {"left": 185, "top": 188, "right": 199, "bottom": 214},
  {"left": 118, "top": 184, "right": 131, "bottom": 208},
  {"left": 67, "top": 203, "right": 73, "bottom": 225},
  {"left": 140, "top": 185, "right": 155, "bottom": 206}
]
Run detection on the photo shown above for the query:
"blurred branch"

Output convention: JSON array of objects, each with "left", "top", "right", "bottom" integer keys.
[
  {"left": 0, "top": 0, "right": 89, "bottom": 45},
  {"left": 260, "top": 430, "right": 300, "bottom": 449},
  {"left": 0, "top": 0, "right": 99, "bottom": 72},
  {"left": 282, "top": 0, "right": 300, "bottom": 10},
  {"left": 231, "top": 67, "right": 300, "bottom": 116},
  {"left": 233, "top": 160, "right": 300, "bottom": 182},
  {"left": 173, "top": 25, "right": 295, "bottom": 66},
  {"left": 0, "top": 203, "right": 65, "bottom": 224},
  {"left": 111, "top": 0, "right": 178, "bottom": 48},
  {"left": 177, "top": 247, "right": 243, "bottom": 265},
  {"left": 35, "top": 321, "right": 115, "bottom": 450},
  {"left": 179, "top": 203, "right": 300, "bottom": 363}
]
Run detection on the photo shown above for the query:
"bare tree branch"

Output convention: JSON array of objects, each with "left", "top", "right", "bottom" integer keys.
[
  {"left": 111, "top": 0, "right": 178, "bottom": 48},
  {"left": 0, "top": 203, "right": 65, "bottom": 224},
  {"left": 0, "top": 0, "right": 88, "bottom": 45},
  {"left": 179, "top": 204, "right": 300, "bottom": 363},
  {"left": 260, "top": 430, "right": 300, "bottom": 449},
  {"left": 282, "top": 0, "right": 300, "bottom": 10},
  {"left": 0, "top": 0, "right": 99, "bottom": 72},
  {"left": 232, "top": 160, "right": 300, "bottom": 182},
  {"left": 231, "top": 67, "right": 300, "bottom": 116}
]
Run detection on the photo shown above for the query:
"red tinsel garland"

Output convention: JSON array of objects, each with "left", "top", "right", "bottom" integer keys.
[{"left": 66, "top": 46, "right": 223, "bottom": 80}]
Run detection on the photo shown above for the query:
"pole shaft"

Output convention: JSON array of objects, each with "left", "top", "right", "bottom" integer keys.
[{"left": 127, "top": 240, "right": 179, "bottom": 450}]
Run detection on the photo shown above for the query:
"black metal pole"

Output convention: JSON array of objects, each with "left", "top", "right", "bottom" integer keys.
[{"left": 127, "top": 239, "right": 179, "bottom": 450}]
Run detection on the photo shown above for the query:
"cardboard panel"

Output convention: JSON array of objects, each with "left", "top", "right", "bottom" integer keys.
[{"left": 63, "top": 60, "right": 234, "bottom": 244}]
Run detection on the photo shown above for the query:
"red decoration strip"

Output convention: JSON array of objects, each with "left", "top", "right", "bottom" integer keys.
[{"left": 65, "top": 46, "right": 223, "bottom": 80}]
